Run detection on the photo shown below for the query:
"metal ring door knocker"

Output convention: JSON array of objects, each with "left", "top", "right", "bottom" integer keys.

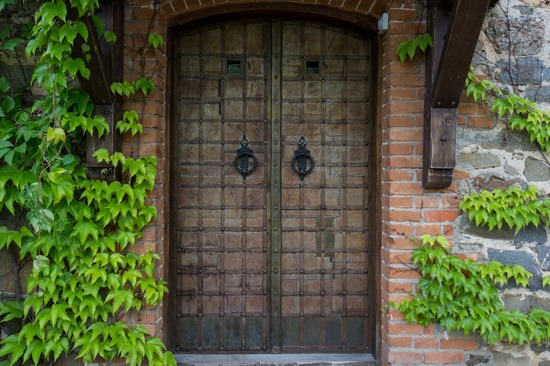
[
  {"left": 234, "top": 136, "right": 258, "bottom": 179},
  {"left": 291, "top": 136, "right": 314, "bottom": 180}
]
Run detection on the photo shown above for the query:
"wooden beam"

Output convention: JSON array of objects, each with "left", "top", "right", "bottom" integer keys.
[
  {"left": 69, "top": 9, "right": 114, "bottom": 104},
  {"left": 88, "top": 0, "right": 123, "bottom": 181},
  {"left": 68, "top": 0, "right": 123, "bottom": 180},
  {"left": 423, "top": 0, "right": 490, "bottom": 188},
  {"left": 431, "top": 0, "right": 491, "bottom": 107}
]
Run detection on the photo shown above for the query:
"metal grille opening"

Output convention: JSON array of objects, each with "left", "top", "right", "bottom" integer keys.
[
  {"left": 306, "top": 61, "right": 320, "bottom": 74},
  {"left": 227, "top": 60, "right": 242, "bottom": 74}
]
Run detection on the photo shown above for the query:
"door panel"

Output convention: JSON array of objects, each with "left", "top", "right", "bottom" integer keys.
[
  {"left": 174, "top": 19, "right": 372, "bottom": 353},
  {"left": 174, "top": 20, "right": 270, "bottom": 352},
  {"left": 278, "top": 21, "right": 371, "bottom": 352}
]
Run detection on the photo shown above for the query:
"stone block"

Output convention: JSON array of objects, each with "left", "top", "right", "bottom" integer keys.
[
  {"left": 459, "top": 215, "right": 516, "bottom": 240},
  {"left": 525, "top": 86, "right": 550, "bottom": 103},
  {"left": 471, "top": 175, "right": 519, "bottom": 192},
  {"left": 532, "top": 296, "right": 550, "bottom": 311},
  {"left": 0, "top": 249, "right": 31, "bottom": 295},
  {"left": 487, "top": 248, "right": 543, "bottom": 290},
  {"left": 497, "top": 57, "right": 544, "bottom": 85},
  {"left": 536, "top": 244, "right": 550, "bottom": 271},
  {"left": 502, "top": 292, "right": 533, "bottom": 312},
  {"left": 522, "top": 0, "right": 550, "bottom": 9},
  {"left": 531, "top": 341, "right": 550, "bottom": 354},
  {"left": 516, "top": 5, "right": 534, "bottom": 15},
  {"left": 485, "top": 16, "right": 545, "bottom": 56},
  {"left": 457, "top": 151, "right": 501, "bottom": 169},
  {"left": 465, "top": 351, "right": 492, "bottom": 366},
  {"left": 492, "top": 352, "right": 533, "bottom": 366},
  {"left": 523, "top": 157, "right": 550, "bottom": 182},
  {"left": 515, "top": 225, "right": 547, "bottom": 246},
  {"left": 0, "top": 65, "right": 33, "bottom": 89},
  {"left": 457, "top": 126, "right": 537, "bottom": 152}
]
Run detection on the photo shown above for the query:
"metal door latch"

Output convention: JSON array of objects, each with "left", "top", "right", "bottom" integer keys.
[{"left": 291, "top": 136, "right": 314, "bottom": 180}]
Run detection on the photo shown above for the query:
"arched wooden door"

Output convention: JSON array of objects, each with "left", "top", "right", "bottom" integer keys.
[{"left": 172, "top": 18, "right": 373, "bottom": 353}]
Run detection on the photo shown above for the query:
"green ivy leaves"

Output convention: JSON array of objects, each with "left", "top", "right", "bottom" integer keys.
[
  {"left": 466, "top": 70, "right": 550, "bottom": 152},
  {"left": 393, "top": 235, "right": 549, "bottom": 346},
  {"left": 46, "top": 127, "right": 66, "bottom": 144},
  {"left": 0, "top": 0, "right": 175, "bottom": 365},
  {"left": 111, "top": 81, "right": 136, "bottom": 97},
  {"left": 59, "top": 21, "right": 89, "bottom": 46},
  {"left": 395, "top": 33, "right": 432, "bottom": 63},
  {"left": 481, "top": 261, "right": 531, "bottom": 287},
  {"left": 116, "top": 110, "right": 143, "bottom": 136},
  {"left": 104, "top": 30, "right": 117, "bottom": 43},
  {"left": 35, "top": 0, "right": 67, "bottom": 26},
  {"left": 0, "top": 0, "right": 15, "bottom": 12},
  {"left": 111, "top": 77, "right": 155, "bottom": 98},
  {"left": 134, "top": 77, "right": 155, "bottom": 96},
  {"left": 148, "top": 32, "right": 164, "bottom": 49},
  {"left": 460, "top": 185, "right": 548, "bottom": 231}
]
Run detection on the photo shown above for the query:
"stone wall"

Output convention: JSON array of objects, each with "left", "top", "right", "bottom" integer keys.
[{"left": 452, "top": 0, "right": 550, "bottom": 364}]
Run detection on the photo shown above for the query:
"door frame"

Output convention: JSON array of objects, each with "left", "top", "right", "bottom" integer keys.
[{"left": 165, "top": 9, "right": 381, "bottom": 359}]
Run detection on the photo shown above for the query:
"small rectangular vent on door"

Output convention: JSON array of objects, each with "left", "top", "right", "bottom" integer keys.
[
  {"left": 306, "top": 61, "right": 320, "bottom": 74},
  {"left": 226, "top": 60, "right": 242, "bottom": 75}
]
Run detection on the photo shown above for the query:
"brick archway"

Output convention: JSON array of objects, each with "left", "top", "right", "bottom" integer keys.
[
  {"left": 153, "top": 1, "right": 390, "bottom": 360},
  {"left": 143, "top": 0, "right": 390, "bottom": 358},
  {"left": 160, "top": 0, "right": 389, "bottom": 28}
]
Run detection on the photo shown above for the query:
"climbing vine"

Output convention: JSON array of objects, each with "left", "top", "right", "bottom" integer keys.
[
  {"left": 391, "top": 235, "right": 550, "bottom": 346},
  {"left": 0, "top": 0, "right": 175, "bottom": 365},
  {"left": 465, "top": 70, "right": 550, "bottom": 152},
  {"left": 460, "top": 185, "right": 550, "bottom": 231}
]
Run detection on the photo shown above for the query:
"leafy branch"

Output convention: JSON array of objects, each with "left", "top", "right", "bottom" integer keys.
[
  {"left": 466, "top": 70, "right": 550, "bottom": 152},
  {"left": 460, "top": 185, "right": 550, "bottom": 231},
  {"left": 0, "top": 0, "right": 175, "bottom": 364},
  {"left": 395, "top": 33, "right": 432, "bottom": 63},
  {"left": 392, "top": 235, "right": 549, "bottom": 346}
]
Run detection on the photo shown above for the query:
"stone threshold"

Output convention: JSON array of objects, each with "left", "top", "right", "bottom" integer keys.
[{"left": 175, "top": 353, "right": 377, "bottom": 366}]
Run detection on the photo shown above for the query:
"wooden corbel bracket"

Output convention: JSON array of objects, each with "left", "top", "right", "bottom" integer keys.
[{"left": 423, "top": 0, "right": 490, "bottom": 188}]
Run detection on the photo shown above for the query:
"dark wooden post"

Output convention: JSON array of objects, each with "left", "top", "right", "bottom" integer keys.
[
  {"left": 423, "top": 0, "right": 490, "bottom": 188},
  {"left": 70, "top": 0, "right": 124, "bottom": 181}
]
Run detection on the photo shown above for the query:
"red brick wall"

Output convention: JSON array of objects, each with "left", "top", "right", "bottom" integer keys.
[
  {"left": 122, "top": 0, "right": 494, "bottom": 363},
  {"left": 123, "top": 0, "right": 168, "bottom": 339}
]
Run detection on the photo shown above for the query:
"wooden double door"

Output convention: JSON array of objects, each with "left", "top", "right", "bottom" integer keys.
[{"left": 172, "top": 18, "right": 373, "bottom": 353}]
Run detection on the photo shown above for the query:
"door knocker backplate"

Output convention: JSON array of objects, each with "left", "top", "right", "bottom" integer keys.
[
  {"left": 233, "top": 136, "right": 258, "bottom": 179},
  {"left": 291, "top": 136, "right": 314, "bottom": 180}
]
